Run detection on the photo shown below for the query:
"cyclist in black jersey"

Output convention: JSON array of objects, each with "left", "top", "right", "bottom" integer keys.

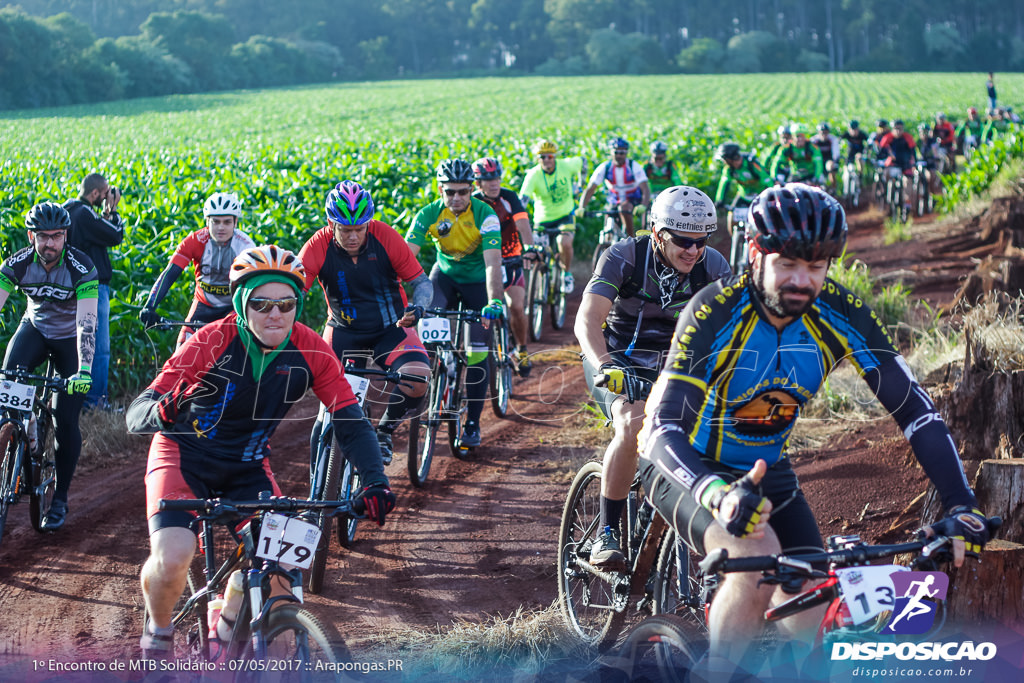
[
  {"left": 639, "top": 184, "right": 992, "bottom": 678},
  {"left": 575, "top": 186, "right": 730, "bottom": 569},
  {"left": 1, "top": 203, "right": 98, "bottom": 531}
]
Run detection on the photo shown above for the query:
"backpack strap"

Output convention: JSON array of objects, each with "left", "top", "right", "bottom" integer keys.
[{"left": 617, "top": 236, "right": 653, "bottom": 301}]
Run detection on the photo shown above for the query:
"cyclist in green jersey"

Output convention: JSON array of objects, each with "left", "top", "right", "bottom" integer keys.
[
  {"left": 520, "top": 140, "right": 586, "bottom": 294},
  {"left": 955, "top": 107, "right": 984, "bottom": 153},
  {"left": 769, "top": 124, "right": 824, "bottom": 185},
  {"left": 406, "top": 159, "right": 504, "bottom": 448},
  {"left": 713, "top": 142, "right": 772, "bottom": 236},
  {"left": 643, "top": 141, "right": 683, "bottom": 197},
  {"left": 762, "top": 124, "right": 793, "bottom": 176}
]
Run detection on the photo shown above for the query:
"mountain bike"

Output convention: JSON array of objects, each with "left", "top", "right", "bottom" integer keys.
[
  {"left": 726, "top": 196, "right": 756, "bottom": 276},
  {"left": 588, "top": 209, "right": 628, "bottom": 273},
  {"left": 0, "top": 366, "right": 64, "bottom": 545},
  {"left": 153, "top": 494, "right": 352, "bottom": 678},
  {"left": 306, "top": 363, "right": 424, "bottom": 592},
  {"left": 884, "top": 167, "right": 910, "bottom": 224},
  {"left": 488, "top": 311, "right": 514, "bottom": 419},
  {"left": 913, "top": 161, "right": 935, "bottom": 217},
  {"left": 410, "top": 307, "right": 483, "bottom": 467},
  {"left": 614, "top": 517, "right": 1001, "bottom": 681},
  {"left": 841, "top": 160, "right": 862, "bottom": 209},
  {"left": 525, "top": 226, "right": 568, "bottom": 342}
]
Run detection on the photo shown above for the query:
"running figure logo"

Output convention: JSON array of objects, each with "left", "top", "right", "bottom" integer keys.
[{"left": 882, "top": 571, "right": 949, "bottom": 634}]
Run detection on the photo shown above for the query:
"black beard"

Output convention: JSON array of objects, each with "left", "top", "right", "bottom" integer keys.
[{"left": 754, "top": 265, "right": 818, "bottom": 318}]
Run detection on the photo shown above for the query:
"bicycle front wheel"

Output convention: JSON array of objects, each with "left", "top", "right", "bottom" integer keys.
[
  {"left": 489, "top": 320, "right": 513, "bottom": 419},
  {"left": 0, "top": 422, "right": 19, "bottom": 544},
  {"left": 526, "top": 265, "right": 547, "bottom": 342},
  {"left": 615, "top": 614, "right": 706, "bottom": 683},
  {"left": 550, "top": 260, "right": 567, "bottom": 331},
  {"left": 409, "top": 360, "right": 445, "bottom": 487},
  {"left": 335, "top": 447, "right": 361, "bottom": 548},
  {"left": 28, "top": 408, "right": 56, "bottom": 533},
  {"left": 243, "top": 605, "right": 351, "bottom": 682},
  {"left": 307, "top": 424, "right": 340, "bottom": 594},
  {"left": 557, "top": 461, "right": 626, "bottom": 649}
]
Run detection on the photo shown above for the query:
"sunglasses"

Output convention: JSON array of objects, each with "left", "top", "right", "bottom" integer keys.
[
  {"left": 540, "top": 154, "right": 555, "bottom": 160},
  {"left": 660, "top": 232, "right": 708, "bottom": 250},
  {"left": 444, "top": 188, "right": 471, "bottom": 197},
  {"left": 248, "top": 297, "right": 298, "bottom": 314}
]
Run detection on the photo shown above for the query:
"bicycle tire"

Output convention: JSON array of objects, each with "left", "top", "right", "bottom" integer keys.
[
  {"left": 653, "top": 531, "right": 709, "bottom": 634},
  {"left": 307, "top": 423, "right": 341, "bottom": 594},
  {"left": 335, "top": 446, "right": 361, "bottom": 548},
  {"left": 729, "top": 225, "right": 747, "bottom": 276},
  {"left": 489, "top": 319, "right": 513, "bottom": 418},
  {"left": 615, "top": 614, "right": 706, "bottom": 683},
  {"left": 550, "top": 259, "right": 567, "bottom": 330},
  {"left": 526, "top": 264, "right": 546, "bottom": 342},
  {"left": 557, "top": 461, "right": 626, "bottom": 648},
  {"left": 28, "top": 407, "right": 55, "bottom": 533},
  {"left": 916, "top": 176, "right": 927, "bottom": 217},
  {"left": 409, "top": 361, "right": 444, "bottom": 487},
  {"left": 0, "top": 422, "right": 18, "bottom": 544},
  {"left": 237, "top": 604, "right": 350, "bottom": 682},
  {"left": 447, "top": 355, "right": 467, "bottom": 460}
]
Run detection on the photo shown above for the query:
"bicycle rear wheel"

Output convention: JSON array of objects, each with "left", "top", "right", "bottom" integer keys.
[
  {"left": 307, "top": 423, "right": 340, "bottom": 594},
  {"left": 526, "top": 265, "right": 547, "bottom": 342},
  {"left": 550, "top": 259, "right": 567, "bottom": 330},
  {"left": 447, "top": 359, "right": 468, "bottom": 459},
  {"left": 489, "top": 319, "right": 513, "bottom": 418},
  {"left": 335, "top": 447, "right": 361, "bottom": 548},
  {"left": 615, "top": 614, "right": 706, "bottom": 683},
  {"left": 557, "top": 461, "right": 627, "bottom": 649},
  {"left": 241, "top": 605, "right": 350, "bottom": 682},
  {"left": 0, "top": 422, "right": 19, "bottom": 544}
]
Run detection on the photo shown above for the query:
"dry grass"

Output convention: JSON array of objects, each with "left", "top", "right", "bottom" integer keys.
[
  {"left": 962, "top": 294, "right": 1024, "bottom": 371},
  {"left": 78, "top": 401, "right": 149, "bottom": 471},
  {"left": 360, "top": 603, "right": 595, "bottom": 679}
]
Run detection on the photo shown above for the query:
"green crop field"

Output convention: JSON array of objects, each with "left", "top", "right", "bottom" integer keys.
[{"left": 2, "top": 72, "right": 1022, "bottom": 395}]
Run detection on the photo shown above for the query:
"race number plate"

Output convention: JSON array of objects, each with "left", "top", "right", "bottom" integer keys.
[
  {"left": 836, "top": 564, "right": 909, "bottom": 625},
  {"left": 418, "top": 318, "right": 452, "bottom": 344},
  {"left": 256, "top": 513, "right": 321, "bottom": 569},
  {"left": 0, "top": 380, "right": 34, "bottom": 411},
  {"left": 733, "top": 207, "right": 749, "bottom": 223},
  {"left": 345, "top": 374, "right": 371, "bottom": 407}
]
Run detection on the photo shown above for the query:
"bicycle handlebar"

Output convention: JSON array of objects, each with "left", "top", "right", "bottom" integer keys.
[
  {"left": 344, "top": 364, "right": 428, "bottom": 386},
  {"left": 160, "top": 496, "right": 360, "bottom": 517},
  {"left": 423, "top": 307, "right": 483, "bottom": 323},
  {"left": 0, "top": 367, "right": 68, "bottom": 391},
  {"left": 594, "top": 371, "right": 654, "bottom": 404},
  {"left": 150, "top": 316, "right": 205, "bottom": 332}
]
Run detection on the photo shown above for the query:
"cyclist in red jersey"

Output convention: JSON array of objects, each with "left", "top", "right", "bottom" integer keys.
[
  {"left": 299, "top": 181, "right": 433, "bottom": 461},
  {"left": 933, "top": 112, "right": 956, "bottom": 170},
  {"left": 471, "top": 157, "right": 536, "bottom": 377},
  {"left": 129, "top": 245, "right": 393, "bottom": 659},
  {"left": 139, "top": 192, "right": 256, "bottom": 346}
]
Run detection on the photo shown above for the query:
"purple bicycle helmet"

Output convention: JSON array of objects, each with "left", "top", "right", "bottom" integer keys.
[{"left": 325, "top": 181, "right": 374, "bottom": 225}]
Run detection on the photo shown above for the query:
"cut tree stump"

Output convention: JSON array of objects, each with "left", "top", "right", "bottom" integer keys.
[{"left": 946, "top": 539, "right": 1024, "bottom": 627}]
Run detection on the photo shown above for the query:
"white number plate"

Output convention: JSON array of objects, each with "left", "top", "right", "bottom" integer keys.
[
  {"left": 733, "top": 207, "right": 749, "bottom": 223},
  {"left": 418, "top": 318, "right": 452, "bottom": 343},
  {"left": 256, "top": 513, "right": 321, "bottom": 569},
  {"left": 836, "top": 564, "right": 908, "bottom": 625},
  {"left": 345, "top": 374, "right": 371, "bottom": 407},
  {"left": 0, "top": 380, "right": 34, "bottom": 411}
]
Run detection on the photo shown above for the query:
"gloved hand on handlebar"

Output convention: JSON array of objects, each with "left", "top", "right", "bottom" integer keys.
[
  {"left": 597, "top": 362, "right": 629, "bottom": 395},
  {"left": 139, "top": 307, "right": 161, "bottom": 329},
  {"left": 632, "top": 204, "right": 647, "bottom": 219},
  {"left": 481, "top": 298, "right": 505, "bottom": 321},
  {"left": 66, "top": 369, "right": 92, "bottom": 396},
  {"left": 356, "top": 483, "right": 396, "bottom": 527},
  {"left": 699, "top": 460, "right": 771, "bottom": 538},
  {"left": 925, "top": 505, "right": 993, "bottom": 562}
]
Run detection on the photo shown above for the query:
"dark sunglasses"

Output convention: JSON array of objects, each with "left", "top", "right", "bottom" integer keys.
[
  {"left": 660, "top": 231, "right": 708, "bottom": 250},
  {"left": 444, "top": 188, "right": 471, "bottom": 197},
  {"left": 248, "top": 297, "right": 298, "bottom": 314},
  {"left": 540, "top": 154, "right": 555, "bottom": 160}
]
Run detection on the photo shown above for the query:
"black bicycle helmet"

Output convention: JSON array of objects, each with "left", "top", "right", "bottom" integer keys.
[
  {"left": 25, "top": 202, "right": 72, "bottom": 231},
  {"left": 715, "top": 142, "right": 742, "bottom": 162},
  {"left": 817, "top": 122, "right": 831, "bottom": 132},
  {"left": 849, "top": 120, "right": 860, "bottom": 130},
  {"left": 749, "top": 184, "right": 847, "bottom": 261},
  {"left": 471, "top": 157, "right": 503, "bottom": 181},
  {"left": 876, "top": 118, "right": 889, "bottom": 128},
  {"left": 436, "top": 158, "right": 474, "bottom": 184}
]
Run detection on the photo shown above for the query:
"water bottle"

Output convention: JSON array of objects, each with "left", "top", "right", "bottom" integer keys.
[
  {"left": 206, "top": 596, "right": 225, "bottom": 642},
  {"left": 216, "top": 570, "right": 245, "bottom": 641}
]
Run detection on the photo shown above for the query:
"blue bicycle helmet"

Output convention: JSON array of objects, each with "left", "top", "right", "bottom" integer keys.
[{"left": 325, "top": 181, "right": 375, "bottom": 225}]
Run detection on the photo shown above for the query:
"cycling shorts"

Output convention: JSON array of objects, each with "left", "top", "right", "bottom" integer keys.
[
  {"left": 145, "top": 436, "right": 282, "bottom": 533},
  {"left": 429, "top": 267, "right": 490, "bottom": 352},
  {"left": 323, "top": 323, "right": 428, "bottom": 371},
  {"left": 582, "top": 351, "right": 657, "bottom": 421},
  {"left": 608, "top": 190, "right": 644, "bottom": 209},
  {"left": 501, "top": 257, "right": 525, "bottom": 290},
  {"left": 639, "top": 452, "right": 823, "bottom": 558},
  {"left": 538, "top": 213, "right": 576, "bottom": 235}
]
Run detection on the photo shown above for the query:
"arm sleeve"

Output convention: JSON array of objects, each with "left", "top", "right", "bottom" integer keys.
[
  {"left": 143, "top": 263, "right": 185, "bottom": 310},
  {"left": 126, "top": 387, "right": 165, "bottom": 434},
  {"left": 329, "top": 404, "right": 388, "bottom": 488},
  {"left": 865, "top": 356, "right": 977, "bottom": 511},
  {"left": 409, "top": 273, "right": 434, "bottom": 309}
]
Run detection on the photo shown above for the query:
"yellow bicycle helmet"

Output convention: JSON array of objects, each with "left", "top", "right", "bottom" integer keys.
[{"left": 533, "top": 139, "right": 558, "bottom": 156}]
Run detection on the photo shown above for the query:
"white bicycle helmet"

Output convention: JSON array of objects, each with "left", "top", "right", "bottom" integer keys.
[
  {"left": 203, "top": 192, "right": 243, "bottom": 218},
  {"left": 649, "top": 186, "right": 718, "bottom": 234}
]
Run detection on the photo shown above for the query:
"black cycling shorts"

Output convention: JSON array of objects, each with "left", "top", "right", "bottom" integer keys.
[{"left": 639, "top": 451, "right": 824, "bottom": 558}]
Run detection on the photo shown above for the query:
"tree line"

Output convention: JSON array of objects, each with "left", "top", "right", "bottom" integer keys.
[{"left": 3, "top": 0, "right": 1023, "bottom": 110}]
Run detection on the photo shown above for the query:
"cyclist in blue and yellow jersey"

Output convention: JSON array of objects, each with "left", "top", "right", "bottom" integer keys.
[
  {"left": 769, "top": 124, "right": 824, "bottom": 185},
  {"left": 472, "top": 157, "right": 536, "bottom": 377},
  {"left": 643, "top": 141, "right": 683, "bottom": 198},
  {"left": 639, "top": 184, "right": 992, "bottom": 678},
  {"left": 580, "top": 137, "right": 651, "bottom": 242},
  {"left": 713, "top": 142, "right": 772, "bottom": 236},
  {"left": 406, "top": 159, "right": 504, "bottom": 449},
  {"left": 519, "top": 140, "right": 586, "bottom": 294},
  {"left": 1, "top": 202, "right": 97, "bottom": 531},
  {"left": 576, "top": 187, "right": 730, "bottom": 569},
  {"left": 299, "top": 181, "right": 434, "bottom": 462},
  {"left": 129, "top": 245, "right": 393, "bottom": 660}
]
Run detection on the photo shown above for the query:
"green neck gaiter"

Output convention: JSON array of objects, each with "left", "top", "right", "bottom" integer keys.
[{"left": 231, "top": 273, "right": 303, "bottom": 381}]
